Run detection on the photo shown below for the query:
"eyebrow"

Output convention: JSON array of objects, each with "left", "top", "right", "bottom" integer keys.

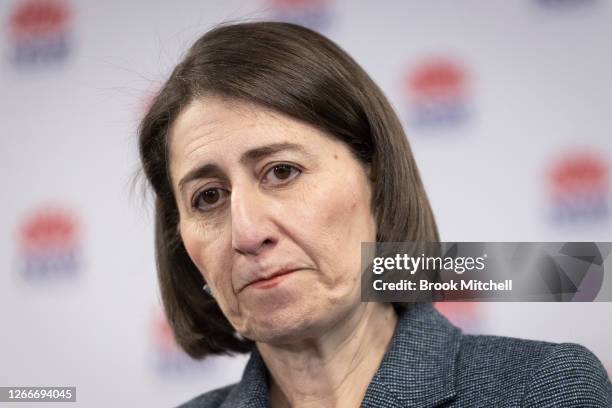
[{"left": 177, "top": 142, "right": 311, "bottom": 192}]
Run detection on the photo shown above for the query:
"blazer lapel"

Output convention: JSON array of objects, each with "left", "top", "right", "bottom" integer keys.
[
  {"left": 361, "top": 303, "right": 461, "bottom": 408},
  {"left": 219, "top": 348, "right": 270, "bottom": 408}
]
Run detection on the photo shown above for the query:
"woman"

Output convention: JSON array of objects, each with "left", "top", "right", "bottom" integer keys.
[{"left": 138, "top": 22, "right": 611, "bottom": 407}]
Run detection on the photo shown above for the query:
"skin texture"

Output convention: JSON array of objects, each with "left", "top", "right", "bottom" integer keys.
[{"left": 169, "top": 96, "right": 398, "bottom": 407}]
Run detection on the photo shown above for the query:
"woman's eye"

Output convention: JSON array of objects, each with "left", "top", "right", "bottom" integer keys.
[
  {"left": 264, "top": 164, "right": 301, "bottom": 184},
  {"left": 192, "top": 188, "right": 227, "bottom": 211}
]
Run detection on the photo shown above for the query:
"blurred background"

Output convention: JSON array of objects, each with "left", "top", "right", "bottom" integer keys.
[{"left": 1, "top": 0, "right": 611, "bottom": 406}]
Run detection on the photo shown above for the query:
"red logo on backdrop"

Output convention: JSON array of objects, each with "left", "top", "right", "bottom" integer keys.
[
  {"left": 7, "top": 0, "right": 73, "bottom": 66},
  {"left": 434, "top": 302, "right": 482, "bottom": 333},
  {"left": 548, "top": 151, "right": 609, "bottom": 223},
  {"left": 266, "top": 0, "right": 334, "bottom": 31},
  {"left": 17, "top": 205, "right": 82, "bottom": 281},
  {"left": 404, "top": 58, "right": 471, "bottom": 129}
]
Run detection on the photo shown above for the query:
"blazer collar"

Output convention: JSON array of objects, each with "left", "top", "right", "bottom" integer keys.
[
  {"left": 220, "top": 303, "right": 462, "bottom": 408},
  {"left": 361, "top": 303, "right": 461, "bottom": 408}
]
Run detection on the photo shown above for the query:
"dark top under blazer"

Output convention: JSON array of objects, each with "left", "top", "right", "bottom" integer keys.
[{"left": 178, "top": 303, "right": 612, "bottom": 407}]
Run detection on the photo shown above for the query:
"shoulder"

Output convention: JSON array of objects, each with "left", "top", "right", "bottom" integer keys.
[
  {"left": 458, "top": 333, "right": 557, "bottom": 369},
  {"left": 455, "top": 334, "right": 612, "bottom": 407},
  {"left": 521, "top": 342, "right": 612, "bottom": 407},
  {"left": 175, "top": 383, "right": 237, "bottom": 408}
]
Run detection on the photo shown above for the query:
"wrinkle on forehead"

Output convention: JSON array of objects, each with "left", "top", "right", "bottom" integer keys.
[
  {"left": 169, "top": 101, "right": 220, "bottom": 160},
  {"left": 167, "top": 98, "right": 242, "bottom": 182},
  {"left": 169, "top": 97, "right": 314, "bottom": 172},
  {"left": 170, "top": 98, "right": 271, "bottom": 158}
]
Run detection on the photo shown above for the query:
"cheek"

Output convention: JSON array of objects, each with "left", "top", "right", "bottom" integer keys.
[
  {"left": 181, "top": 222, "right": 210, "bottom": 277},
  {"left": 330, "top": 187, "right": 374, "bottom": 279},
  {"left": 181, "top": 224, "right": 246, "bottom": 325},
  {"left": 181, "top": 221, "right": 247, "bottom": 316},
  {"left": 180, "top": 220, "right": 231, "bottom": 289},
  {"left": 290, "top": 171, "right": 375, "bottom": 273},
  {"left": 320, "top": 176, "right": 374, "bottom": 243}
]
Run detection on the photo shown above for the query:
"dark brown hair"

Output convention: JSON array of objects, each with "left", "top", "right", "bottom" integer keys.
[{"left": 138, "top": 21, "right": 439, "bottom": 359}]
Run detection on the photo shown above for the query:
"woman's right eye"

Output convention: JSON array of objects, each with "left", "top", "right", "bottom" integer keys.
[{"left": 192, "top": 188, "right": 228, "bottom": 212}]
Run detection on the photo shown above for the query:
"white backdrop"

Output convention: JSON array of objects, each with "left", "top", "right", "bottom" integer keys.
[{"left": 1, "top": 0, "right": 611, "bottom": 407}]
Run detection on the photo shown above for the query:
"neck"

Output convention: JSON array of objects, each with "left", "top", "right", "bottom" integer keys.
[{"left": 257, "top": 303, "right": 399, "bottom": 408}]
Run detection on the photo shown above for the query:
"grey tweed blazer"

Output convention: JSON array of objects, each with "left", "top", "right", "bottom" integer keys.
[{"left": 178, "top": 303, "right": 612, "bottom": 407}]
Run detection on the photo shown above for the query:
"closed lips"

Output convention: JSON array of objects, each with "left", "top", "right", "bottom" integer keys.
[
  {"left": 251, "top": 269, "right": 296, "bottom": 284},
  {"left": 243, "top": 268, "right": 303, "bottom": 290}
]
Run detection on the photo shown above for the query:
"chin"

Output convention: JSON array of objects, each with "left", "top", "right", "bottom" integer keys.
[
  {"left": 239, "top": 296, "right": 326, "bottom": 345},
  {"left": 234, "top": 279, "right": 359, "bottom": 345}
]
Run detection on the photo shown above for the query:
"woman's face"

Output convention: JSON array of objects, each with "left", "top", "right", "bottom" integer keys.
[{"left": 169, "top": 96, "right": 377, "bottom": 344}]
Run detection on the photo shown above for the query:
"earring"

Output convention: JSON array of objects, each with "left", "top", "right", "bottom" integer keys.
[{"left": 202, "top": 284, "right": 214, "bottom": 298}]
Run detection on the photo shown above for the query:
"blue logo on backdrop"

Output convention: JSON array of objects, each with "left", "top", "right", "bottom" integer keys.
[
  {"left": 548, "top": 151, "right": 609, "bottom": 224},
  {"left": 404, "top": 58, "right": 471, "bottom": 130},
  {"left": 17, "top": 206, "right": 82, "bottom": 282},
  {"left": 7, "top": 0, "right": 73, "bottom": 67},
  {"left": 266, "top": 0, "right": 334, "bottom": 32}
]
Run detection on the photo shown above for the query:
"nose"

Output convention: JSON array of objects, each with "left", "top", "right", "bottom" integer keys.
[{"left": 230, "top": 183, "right": 277, "bottom": 256}]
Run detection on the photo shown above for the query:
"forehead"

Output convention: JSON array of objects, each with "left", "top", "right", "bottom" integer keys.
[{"left": 168, "top": 97, "right": 334, "bottom": 177}]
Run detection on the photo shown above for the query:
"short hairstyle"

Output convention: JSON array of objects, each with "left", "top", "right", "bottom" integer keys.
[{"left": 138, "top": 21, "right": 439, "bottom": 359}]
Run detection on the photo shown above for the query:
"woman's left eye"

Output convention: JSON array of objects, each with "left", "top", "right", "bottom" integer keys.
[{"left": 263, "top": 164, "right": 301, "bottom": 185}]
